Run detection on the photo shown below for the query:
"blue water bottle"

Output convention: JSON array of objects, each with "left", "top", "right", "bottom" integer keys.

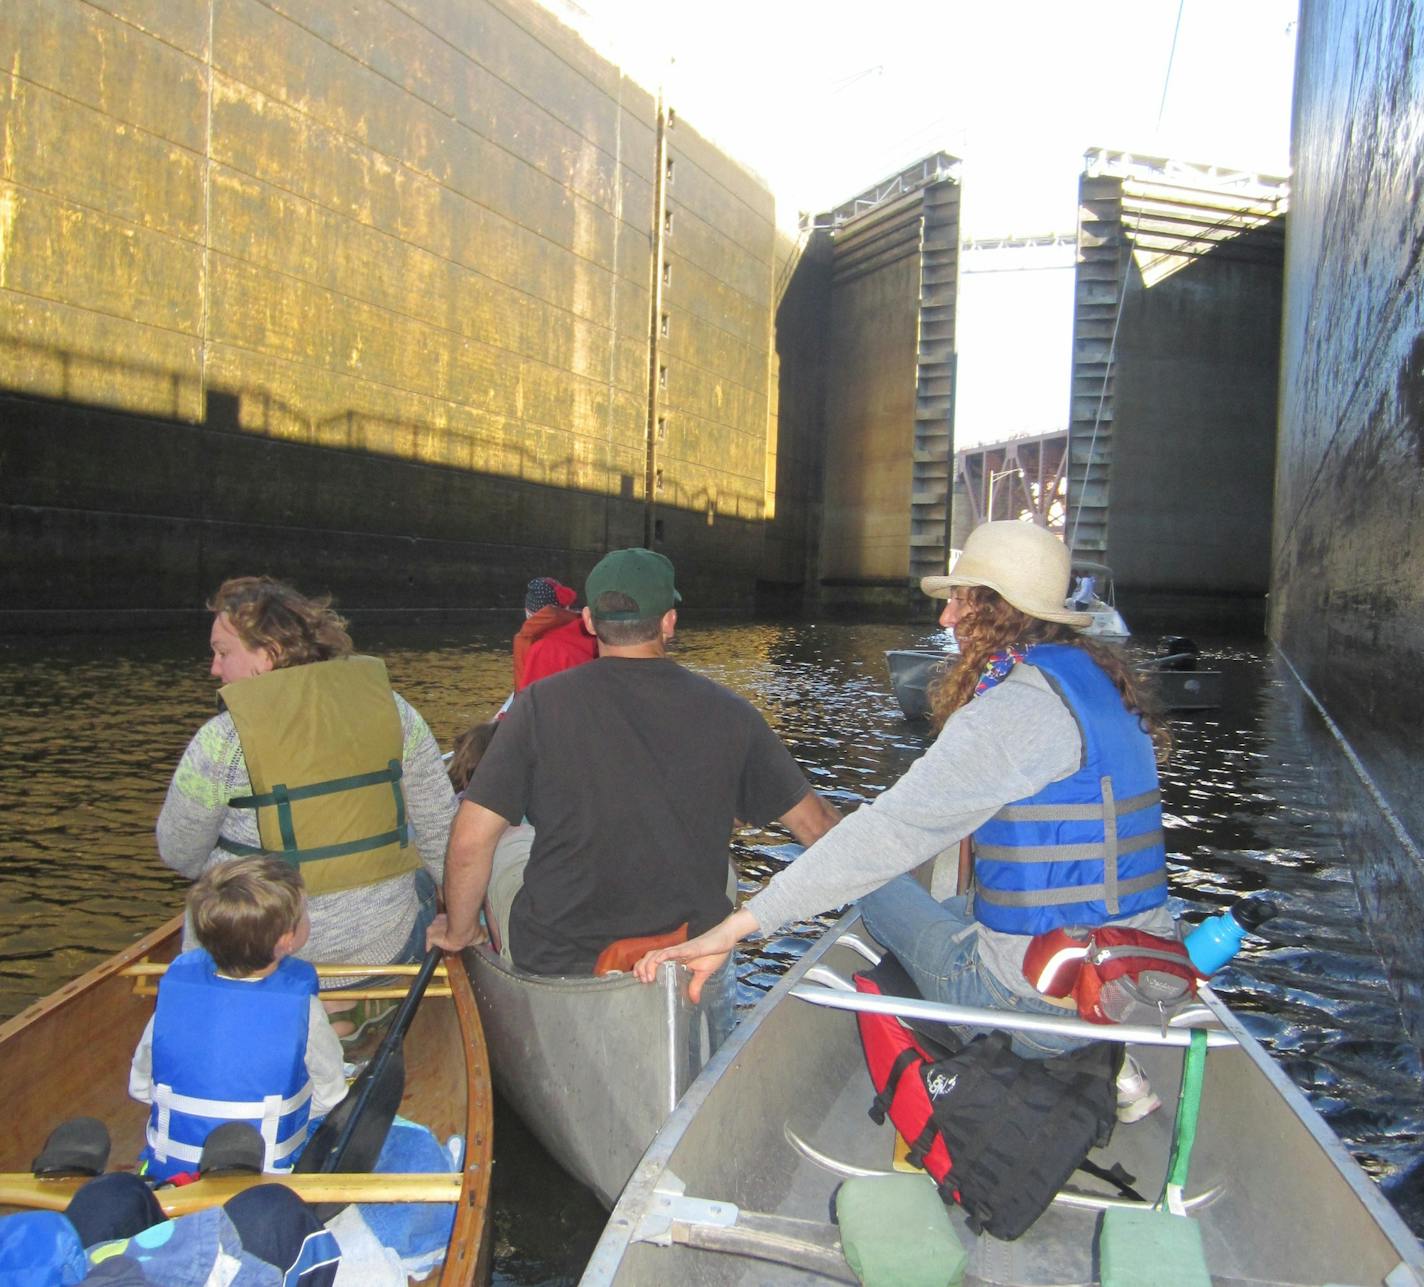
[{"left": 1185, "top": 897, "right": 1278, "bottom": 976}]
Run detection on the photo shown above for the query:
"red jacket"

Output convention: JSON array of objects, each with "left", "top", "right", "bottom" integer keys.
[
  {"left": 513, "top": 607, "right": 579, "bottom": 690},
  {"left": 521, "top": 615, "right": 599, "bottom": 690}
]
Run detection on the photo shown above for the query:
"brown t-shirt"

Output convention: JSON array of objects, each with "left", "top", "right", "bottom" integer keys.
[{"left": 464, "top": 656, "right": 811, "bottom": 974}]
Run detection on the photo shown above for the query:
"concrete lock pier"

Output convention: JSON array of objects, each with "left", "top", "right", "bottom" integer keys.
[{"left": 2, "top": 0, "right": 1424, "bottom": 1043}]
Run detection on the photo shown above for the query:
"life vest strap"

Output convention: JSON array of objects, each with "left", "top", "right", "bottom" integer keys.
[
  {"left": 869, "top": 1046, "right": 921, "bottom": 1126},
  {"left": 226, "top": 759, "right": 411, "bottom": 866},
  {"left": 975, "top": 869, "right": 1166, "bottom": 909},
  {"left": 149, "top": 1081, "right": 313, "bottom": 1168},
  {"left": 229, "top": 761, "right": 404, "bottom": 812},
  {"left": 975, "top": 827, "right": 1162, "bottom": 866},
  {"left": 995, "top": 786, "right": 1160, "bottom": 823},
  {"left": 154, "top": 1079, "right": 313, "bottom": 1121}
]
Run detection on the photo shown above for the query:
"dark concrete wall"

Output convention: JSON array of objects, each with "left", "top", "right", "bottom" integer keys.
[
  {"left": 758, "top": 229, "right": 833, "bottom": 609},
  {"left": 0, "top": 0, "right": 786, "bottom": 625},
  {"left": 1275, "top": 0, "right": 1424, "bottom": 1039},
  {"left": 817, "top": 201, "right": 922, "bottom": 609},
  {"left": 1108, "top": 229, "right": 1283, "bottom": 629}
]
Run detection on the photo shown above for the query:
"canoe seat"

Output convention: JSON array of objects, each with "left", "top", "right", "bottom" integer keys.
[{"left": 593, "top": 924, "right": 688, "bottom": 976}]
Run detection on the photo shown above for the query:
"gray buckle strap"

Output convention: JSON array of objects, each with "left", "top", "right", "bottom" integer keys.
[
  {"left": 976, "top": 868, "right": 1167, "bottom": 909},
  {"left": 975, "top": 827, "right": 1162, "bottom": 866},
  {"left": 995, "top": 787, "right": 1160, "bottom": 823}
]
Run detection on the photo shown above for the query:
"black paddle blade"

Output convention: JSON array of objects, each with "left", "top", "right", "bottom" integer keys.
[{"left": 299, "top": 1047, "right": 406, "bottom": 1220}]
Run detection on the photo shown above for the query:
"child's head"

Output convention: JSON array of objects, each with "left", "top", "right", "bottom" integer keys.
[
  {"left": 188, "top": 857, "right": 307, "bottom": 976},
  {"left": 447, "top": 718, "right": 500, "bottom": 794}
]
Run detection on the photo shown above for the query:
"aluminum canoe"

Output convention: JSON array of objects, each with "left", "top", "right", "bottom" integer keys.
[
  {"left": 0, "top": 916, "right": 495, "bottom": 1285},
  {"left": 463, "top": 942, "right": 713, "bottom": 1208},
  {"left": 583, "top": 911, "right": 1424, "bottom": 1286}
]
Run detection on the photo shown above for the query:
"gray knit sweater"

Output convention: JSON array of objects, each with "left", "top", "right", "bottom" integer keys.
[
  {"left": 157, "top": 691, "right": 456, "bottom": 969},
  {"left": 744, "top": 663, "right": 1174, "bottom": 997}
]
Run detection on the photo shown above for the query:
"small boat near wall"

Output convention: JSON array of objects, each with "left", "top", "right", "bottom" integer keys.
[
  {"left": 0, "top": 917, "right": 494, "bottom": 1285},
  {"left": 464, "top": 944, "right": 713, "bottom": 1208},
  {"left": 886, "top": 639, "right": 1223, "bottom": 720},
  {"left": 583, "top": 913, "right": 1424, "bottom": 1285}
]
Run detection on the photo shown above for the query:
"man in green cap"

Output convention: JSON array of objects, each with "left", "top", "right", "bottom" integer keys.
[{"left": 427, "top": 547, "right": 840, "bottom": 1044}]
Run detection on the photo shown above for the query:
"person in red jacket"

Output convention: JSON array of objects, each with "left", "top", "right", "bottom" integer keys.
[{"left": 511, "top": 576, "right": 597, "bottom": 692}]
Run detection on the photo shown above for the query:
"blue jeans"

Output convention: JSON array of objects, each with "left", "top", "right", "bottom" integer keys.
[
  {"left": 394, "top": 868, "right": 439, "bottom": 964},
  {"left": 858, "top": 876, "right": 1086, "bottom": 1059},
  {"left": 698, "top": 953, "right": 737, "bottom": 1056}
]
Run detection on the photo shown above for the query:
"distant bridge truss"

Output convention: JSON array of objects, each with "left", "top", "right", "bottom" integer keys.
[{"left": 955, "top": 431, "right": 1068, "bottom": 531}]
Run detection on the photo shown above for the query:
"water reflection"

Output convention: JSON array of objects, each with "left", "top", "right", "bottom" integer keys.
[{"left": 1, "top": 622, "right": 1420, "bottom": 1275}]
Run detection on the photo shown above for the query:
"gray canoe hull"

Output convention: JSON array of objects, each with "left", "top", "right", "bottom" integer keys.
[
  {"left": 464, "top": 944, "right": 711, "bottom": 1208},
  {"left": 585, "top": 912, "right": 1424, "bottom": 1286}
]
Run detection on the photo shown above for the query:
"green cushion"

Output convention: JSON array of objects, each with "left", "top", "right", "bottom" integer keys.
[
  {"left": 835, "top": 1174, "right": 967, "bottom": 1287},
  {"left": 1100, "top": 1208, "right": 1211, "bottom": 1287}
]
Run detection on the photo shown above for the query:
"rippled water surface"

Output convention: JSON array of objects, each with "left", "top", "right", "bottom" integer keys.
[{"left": 2, "top": 620, "right": 1420, "bottom": 1278}]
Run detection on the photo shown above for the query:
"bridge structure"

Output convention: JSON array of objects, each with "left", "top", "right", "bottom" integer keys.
[{"left": 954, "top": 430, "right": 1068, "bottom": 534}]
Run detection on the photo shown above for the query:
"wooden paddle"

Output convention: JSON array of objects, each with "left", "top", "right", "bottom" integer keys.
[{"left": 296, "top": 945, "right": 444, "bottom": 1218}]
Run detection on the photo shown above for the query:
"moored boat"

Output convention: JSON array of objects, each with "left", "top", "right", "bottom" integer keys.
[
  {"left": 0, "top": 917, "right": 494, "bottom": 1285},
  {"left": 1069, "top": 561, "right": 1131, "bottom": 642},
  {"left": 887, "top": 637, "right": 1223, "bottom": 719},
  {"left": 583, "top": 912, "right": 1424, "bottom": 1286},
  {"left": 464, "top": 942, "right": 713, "bottom": 1208}
]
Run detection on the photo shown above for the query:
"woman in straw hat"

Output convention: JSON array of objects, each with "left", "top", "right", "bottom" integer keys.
[{"left": 635, "top": 521, "right": 1173, "bottom": 1060}]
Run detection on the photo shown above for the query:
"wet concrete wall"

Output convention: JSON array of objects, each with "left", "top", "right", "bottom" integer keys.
[
  {"left": 0, "top": 0, "right": 784, "bottom": 626},
  {"left": 1275, "top": 0, "right": 1424, "bottom": 1041}
]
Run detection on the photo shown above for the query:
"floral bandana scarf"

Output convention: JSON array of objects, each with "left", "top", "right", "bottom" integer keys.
[{"left": 974, "top": 644, "right": 1029, "bottom": 697}]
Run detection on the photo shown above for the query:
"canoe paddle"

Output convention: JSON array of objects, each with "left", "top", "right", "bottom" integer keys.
[{"left": 297, "top": 945, "right": 444, "bottom": 1219}]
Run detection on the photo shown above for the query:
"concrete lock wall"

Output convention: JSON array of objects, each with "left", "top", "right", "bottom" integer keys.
[
  {"left": 0, "top": 0, "right": 784, "bottom": 626},
  {"left": 1107, "top": 230, "right": 1283, "bottom": 628},
  {"left": 1275, "top": 0, "right": 1424, "bottom": 1038},
  {"left": 819, "top": 244, "right": 920, "bottom": 587}
]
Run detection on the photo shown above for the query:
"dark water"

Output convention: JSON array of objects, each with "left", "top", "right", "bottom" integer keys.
[{"left": 2, "top": 620, "right": 1421, "bottom": 1280}]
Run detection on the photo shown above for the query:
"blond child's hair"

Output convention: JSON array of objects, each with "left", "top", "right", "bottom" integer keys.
[{"left": 188, "top": 857, "right": 305, "bottom": 976}]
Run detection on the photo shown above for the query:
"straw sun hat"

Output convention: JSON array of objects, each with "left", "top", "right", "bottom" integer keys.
[{"left": 920, "top": 521, "right": 1093, "bottom": 628}]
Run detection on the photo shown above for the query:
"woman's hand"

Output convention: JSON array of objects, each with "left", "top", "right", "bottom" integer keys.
[{"left": 633, "top": 909, "right": 758, "bottom": 1002}]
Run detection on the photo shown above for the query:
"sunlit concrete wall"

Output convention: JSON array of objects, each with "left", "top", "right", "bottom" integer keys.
[
  {"left": 1275, "top": 0, "right": 1424, "bottom": 1040},
  {"left": 0, "top": 0, "right": 780, "bottom": 623}
]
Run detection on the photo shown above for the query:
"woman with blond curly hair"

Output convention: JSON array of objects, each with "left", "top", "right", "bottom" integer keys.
[
  {"left": 637, "top": 521, "right": 1175, "bottom": 1074},
  {"left": 156, "top": 576, "right": 457, "bottom": 1040}
]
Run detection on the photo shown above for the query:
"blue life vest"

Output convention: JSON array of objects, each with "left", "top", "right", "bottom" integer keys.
[
  {"left": 971, "top": 644, "right": 1167, "bottom": 935},
  {"left": 141, "top": 950, "right": 317, "bottom": 1181}
]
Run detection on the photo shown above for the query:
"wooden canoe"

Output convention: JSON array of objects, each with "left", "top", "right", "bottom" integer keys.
[
  {"left": 0, "top": 916, "right": 494, "bottom": 1285},
  {"left": 584, "top": 912, "right": 1424, "bottom": 1285},
  {"left": 464, "top": 942, "right": 712, "bottom": 1208}
]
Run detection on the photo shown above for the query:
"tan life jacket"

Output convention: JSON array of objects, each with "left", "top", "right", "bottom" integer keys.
[{"left": 217, "top": 656, "right": 419, "bottom": 896}]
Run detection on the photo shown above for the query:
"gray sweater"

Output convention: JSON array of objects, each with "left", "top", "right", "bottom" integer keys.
[
  {"left": 157, "top": 692, "right": 456, "bottom": 969},
  {"left": 744, "top": 663, "right": 1174, "bottom": 997}
]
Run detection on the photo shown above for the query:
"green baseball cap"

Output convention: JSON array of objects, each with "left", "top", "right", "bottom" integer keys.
[{"left": 585, "top": 548, "right": 682, "bottom": 621}]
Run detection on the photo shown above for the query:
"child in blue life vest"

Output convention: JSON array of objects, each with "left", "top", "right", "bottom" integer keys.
[{"left": 128, "top": 856, "right": 348, "bottom": 1181}]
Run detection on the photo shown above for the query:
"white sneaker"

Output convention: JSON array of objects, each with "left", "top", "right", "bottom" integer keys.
[{"left": 1116, "top": 1054, "right": 1163, "bottom": 1123}]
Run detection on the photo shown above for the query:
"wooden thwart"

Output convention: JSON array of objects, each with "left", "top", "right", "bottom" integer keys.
[
  {"left": 119, "top": 960, "right": 452, "bottom": 1000},
  {"left": 0, "top": 1170, "right": 463, "bottom": 1216}
]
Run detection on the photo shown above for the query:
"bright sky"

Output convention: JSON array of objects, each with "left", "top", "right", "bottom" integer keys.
[{"left": 547, "top": 0, "right": 1299, "bottom": 445}]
